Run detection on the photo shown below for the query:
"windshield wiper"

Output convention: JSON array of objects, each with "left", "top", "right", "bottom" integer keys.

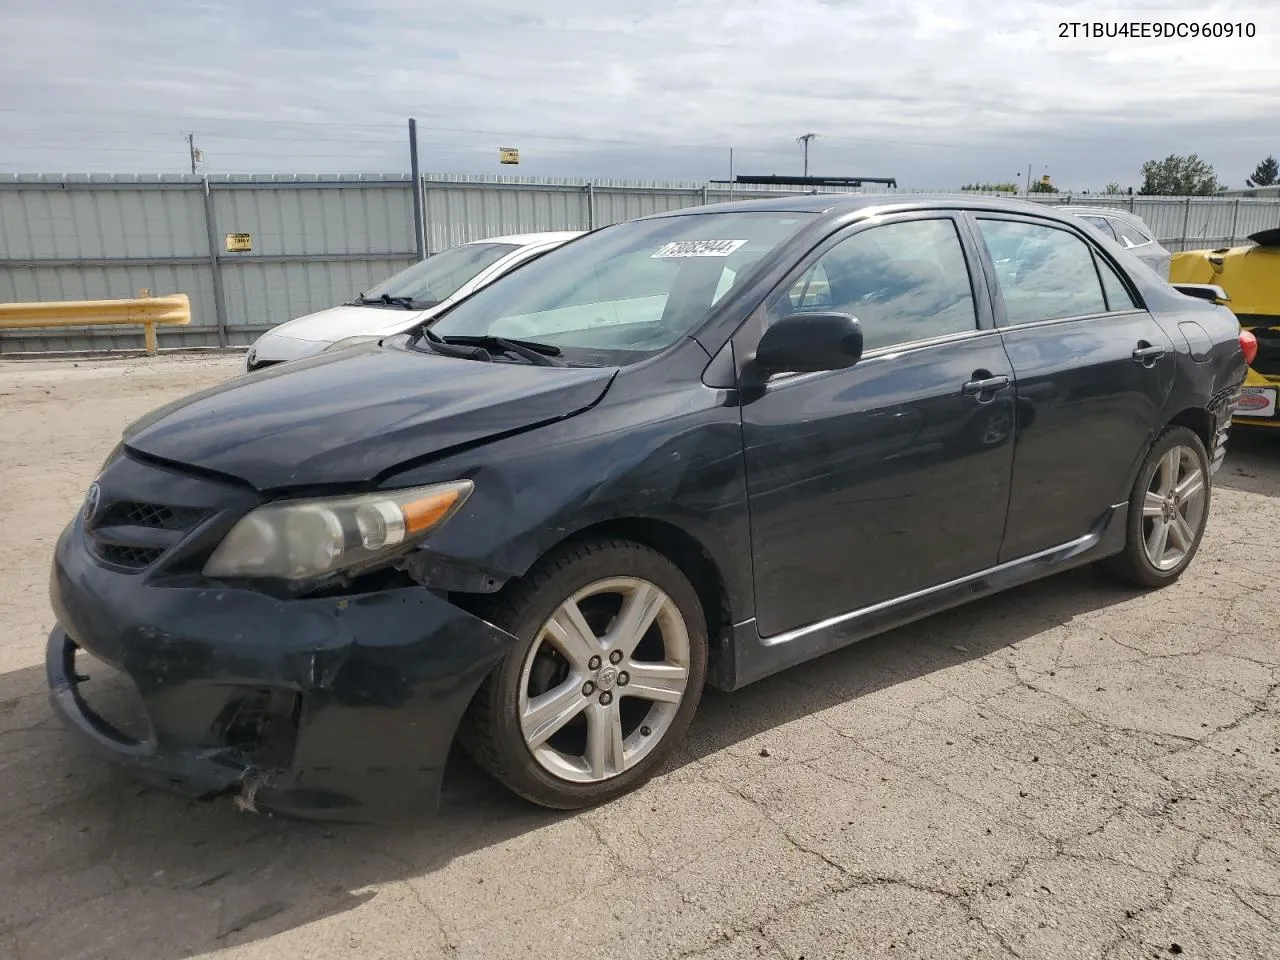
[
  {"left": 415, "top": 328, "right": 493, "bottom": 361},
  {"left": 357, "top": 294, "right": 419, "bottom": 309},
  {"left": 440, "top": 335, "right": 566, "bottom": 367}
]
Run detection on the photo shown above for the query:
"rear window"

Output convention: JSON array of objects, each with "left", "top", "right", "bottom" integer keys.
[
  {"left": 1080, "top": 216, "right": 1117, "bottom": 240},
  {"left": 1109, "top": 218, "right": 1153, "bottom": 246}
]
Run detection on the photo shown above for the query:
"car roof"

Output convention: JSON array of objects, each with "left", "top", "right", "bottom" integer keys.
[
  {"left": 463, "top": 230, "right": 585, "bottom": 248},
  {"left": 640, "top": 192, "right": 1105, "bottom": 230}
]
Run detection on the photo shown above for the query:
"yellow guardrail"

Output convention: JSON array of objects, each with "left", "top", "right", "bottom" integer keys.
[{"left": 0, "top": 292, "right": 191, "bottom": 355}]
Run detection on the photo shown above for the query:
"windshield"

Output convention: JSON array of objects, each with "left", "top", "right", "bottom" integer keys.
[
  {"left": 426, "top": 212, "right": 815, "bottom": 363},
  {"left": 362, "top": 242, "right": 519, "bottom": 304}
]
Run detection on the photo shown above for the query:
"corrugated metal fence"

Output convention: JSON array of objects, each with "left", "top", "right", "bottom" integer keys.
[{"left": 3, "top": 172, "right": 1279, "bottom": 355}]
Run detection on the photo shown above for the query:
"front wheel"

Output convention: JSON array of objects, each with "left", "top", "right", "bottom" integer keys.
[
  {"left": 1100, "top": 425, "right": 1211, "bottom": 588},
  {"left": 460, "top": 538, "right": 708, "bottom": 809}
]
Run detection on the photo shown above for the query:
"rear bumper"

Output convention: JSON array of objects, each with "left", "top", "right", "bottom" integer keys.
[{"left": 47, "top": 522, "right": 516, "bottom": 822}]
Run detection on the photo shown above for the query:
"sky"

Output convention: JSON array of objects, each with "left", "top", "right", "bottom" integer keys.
[{"left": 1, "top": 0, "right": 1277, "bottom": 191}]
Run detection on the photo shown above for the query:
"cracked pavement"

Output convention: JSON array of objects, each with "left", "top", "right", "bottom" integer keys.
[{"left": 1, "top": 354, "right": 1277, "bottom": 960}]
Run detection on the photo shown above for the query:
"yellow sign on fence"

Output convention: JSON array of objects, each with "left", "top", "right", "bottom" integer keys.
[
  {"left": 225, "top": 233, "right": 252, "bottom": 252},
  {"left": 499, "top": 147, "right": 520, "bottom": 165}
]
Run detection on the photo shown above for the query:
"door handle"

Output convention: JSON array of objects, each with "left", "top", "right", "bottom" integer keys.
[
  {"left": 962, "top": 375, "right": 1010, "bottom": 397},
  {"left": 1132, "top": 343, "right": 1166, "bottom": 364}
]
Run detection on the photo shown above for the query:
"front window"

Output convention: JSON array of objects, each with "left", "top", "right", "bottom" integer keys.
[
  {"left": 768, "top": 218, "right": 979, "bottom": 351},
  {"left": 362, "top": 242, "right": 519, "bottom": 305},
  {"left": 426, "top": 212, "right": 815, "bottom": 364}
]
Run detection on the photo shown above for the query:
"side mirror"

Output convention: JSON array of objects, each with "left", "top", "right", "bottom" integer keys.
[{"left": 752, "top": 312, "right": 864, "bottom": 376}]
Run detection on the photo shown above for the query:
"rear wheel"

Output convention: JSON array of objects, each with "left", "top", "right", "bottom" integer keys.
[
  {"left": 460, "top": 538, "right": 708, "bottom": 809},
  {"left": 1100, "top": 425, "right": 1211, "bottom": 588}
]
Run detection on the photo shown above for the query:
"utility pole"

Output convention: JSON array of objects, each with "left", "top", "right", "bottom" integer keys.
[
  {"left": 408, "top": 118, "right": 426, "bottom": 261},
  {"left": 1025, "top": 162, "right": 1032, "bottom": 196},
  {"left": 186, "top": 133, "right": 202, "bottom": 175},
  {"left": 797, "top": 133, "right": 817, "bottom": 177}
]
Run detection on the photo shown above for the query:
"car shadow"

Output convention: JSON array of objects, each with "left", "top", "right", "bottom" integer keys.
[
  {"left": 4, "top": 566, "right": 1146, "bottom": 959},
  {"left": 1216, "top": 429, "right": 1280, "bottom": 497}
]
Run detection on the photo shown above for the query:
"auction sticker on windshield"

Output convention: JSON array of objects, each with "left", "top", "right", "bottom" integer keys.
[{"left": 651, "top": 239, "right": 748, "bottom": 258}]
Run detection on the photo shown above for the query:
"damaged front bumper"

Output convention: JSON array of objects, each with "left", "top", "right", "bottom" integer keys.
[{"left": 46, "top": 518, "right": 516, "bottom": 822}]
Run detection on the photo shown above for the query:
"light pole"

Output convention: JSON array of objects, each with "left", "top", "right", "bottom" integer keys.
[{"left": 797, "top": 133, "right": 817, "bottom": 177}]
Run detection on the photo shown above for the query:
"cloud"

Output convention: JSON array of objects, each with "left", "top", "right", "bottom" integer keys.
[{"left": 1, "top": 0, "right": 1276, "bottom": 188}]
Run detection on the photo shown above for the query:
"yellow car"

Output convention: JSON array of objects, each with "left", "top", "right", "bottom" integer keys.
[{"left": 1170, "top": 228, "right": 1278, "bottom": 427}]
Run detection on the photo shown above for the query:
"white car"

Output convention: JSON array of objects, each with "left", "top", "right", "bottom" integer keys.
[
  {"left": 245, "top": 231, "right": 584, "bottom": 371},
  {"left": 1061, "top": 206, "right": 1172, "bottom": 279}
]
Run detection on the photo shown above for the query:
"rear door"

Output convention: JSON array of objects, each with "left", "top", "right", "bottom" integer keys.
[
  {"left": 970, "top": 214, "right": 1176, "bottom": 561},
  {"left": 738, "top": 213, "right": 1017, "bottom": 637}
]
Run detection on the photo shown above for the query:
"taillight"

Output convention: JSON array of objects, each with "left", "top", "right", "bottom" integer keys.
[{"left": 1239, "top": 329, "right": 1258, "bottom": 366}]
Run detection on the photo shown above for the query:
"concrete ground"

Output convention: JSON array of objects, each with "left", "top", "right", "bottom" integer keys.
[{"left": 1, "top": 353, "right": 1277, "bottom": 960}]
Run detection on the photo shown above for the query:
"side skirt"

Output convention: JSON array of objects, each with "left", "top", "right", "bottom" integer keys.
[{"left": 712, "top": 503, "right": 1129, "bottom": 691}]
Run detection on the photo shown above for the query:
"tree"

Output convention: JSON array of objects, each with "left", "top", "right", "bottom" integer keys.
[
  {"left": 1140, "top": 154, "right": 1220, "bottom": 195},
  {"left": 1029, "top": 180, "right": 1059, "bottom": 193},
  {"left": 1105, "top": 182, "right": 1122, "bottom": 194},
  {"left": 960, "top": 182, "right": 1018, "bottom": 193},
  {"left": 1247, "top": 155, "right": 1278, "bottom": 188}
]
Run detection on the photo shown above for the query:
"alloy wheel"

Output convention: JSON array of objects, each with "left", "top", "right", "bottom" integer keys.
[
  {"left": 1141, "top": 444, "right": 1207, "bottom": 572},
  {"left": 517, "top": 576, "right": 691, "bottom": 783}
]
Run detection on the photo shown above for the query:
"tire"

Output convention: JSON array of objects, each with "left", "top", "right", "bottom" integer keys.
[
  {"left": 459, "top": 537, "right": 708, "bottom": 809},
  {"left": 1100, "top": 425, "right": 1212, "bottom": 588}
]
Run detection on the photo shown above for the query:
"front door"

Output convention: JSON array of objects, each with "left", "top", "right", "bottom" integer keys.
[
  {"left": 738, "top": 214, "right": 1017, "bottom": 639},
  {"left": 968, "top": 215, "right": 1176, "bottom": 561}
]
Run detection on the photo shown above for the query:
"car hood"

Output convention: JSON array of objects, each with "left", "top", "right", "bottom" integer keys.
[
  {"left": 265, "top": 303, "right": 446, "bottom": 344},
  {"left": 123, "top": 341, "right": 618, "bottom": 489}
]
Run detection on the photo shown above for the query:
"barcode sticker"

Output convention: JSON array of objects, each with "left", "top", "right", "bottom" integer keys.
[{"left": 651, "top": 239, "right": 748, "bottom": 259}]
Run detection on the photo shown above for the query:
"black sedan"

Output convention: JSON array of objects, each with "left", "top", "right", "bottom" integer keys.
[{"left": 47, "top": 194, "right": 1249, "bottom": 820}]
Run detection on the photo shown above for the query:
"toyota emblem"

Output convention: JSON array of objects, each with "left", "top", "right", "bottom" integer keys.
[{"left": 82, "top": 482, "right": 102, "bottom": 525}]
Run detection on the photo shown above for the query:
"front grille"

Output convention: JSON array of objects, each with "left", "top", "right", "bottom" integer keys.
[
  {"left": 82, "top": 455, "right": 249, "bottom": 578},
  {"left": 87, "top": 496, "right": 208, "bottom": 572},
  {"left": 247, "top": 358, "right": 283, "bottom": 372},
  {"left": 95, "top": 544, "right": 165, "bottom": 569},
  {"left": 100, "top": 500, "right": 203, "bottom": 530}
]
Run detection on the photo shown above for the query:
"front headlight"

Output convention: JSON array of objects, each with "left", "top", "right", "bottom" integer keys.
[
  {"left": 203, "top": 480, "right": 473, "bottom": 581},
  {"left": 323, "top": 335, "right": 382, "bottom": 353}
]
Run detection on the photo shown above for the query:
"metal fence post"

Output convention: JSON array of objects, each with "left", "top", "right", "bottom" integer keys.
[
  {"left": 1181, "top": 195, "right": 1192, "bottom": 251},
  {"left": 587, "top": 181, "right": 595, "bottom": 230},
  {"left": 1129, "top": 194, "right": 1136, "bottom": 212},
  {"left": 702, "top": 184, "right": 709, "bottom": 205},
  {"left": 1229, "top": 198, "right": 1241, "bottom": 245},
  {"left": 421, "top": 175, "right": 431, "bottom": 256},
  {"left": 409, "top": 120, "right": 426, "bottom": 260},
  {"left": 201, "top": 177, "right": 229, "bottom": 348}
]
